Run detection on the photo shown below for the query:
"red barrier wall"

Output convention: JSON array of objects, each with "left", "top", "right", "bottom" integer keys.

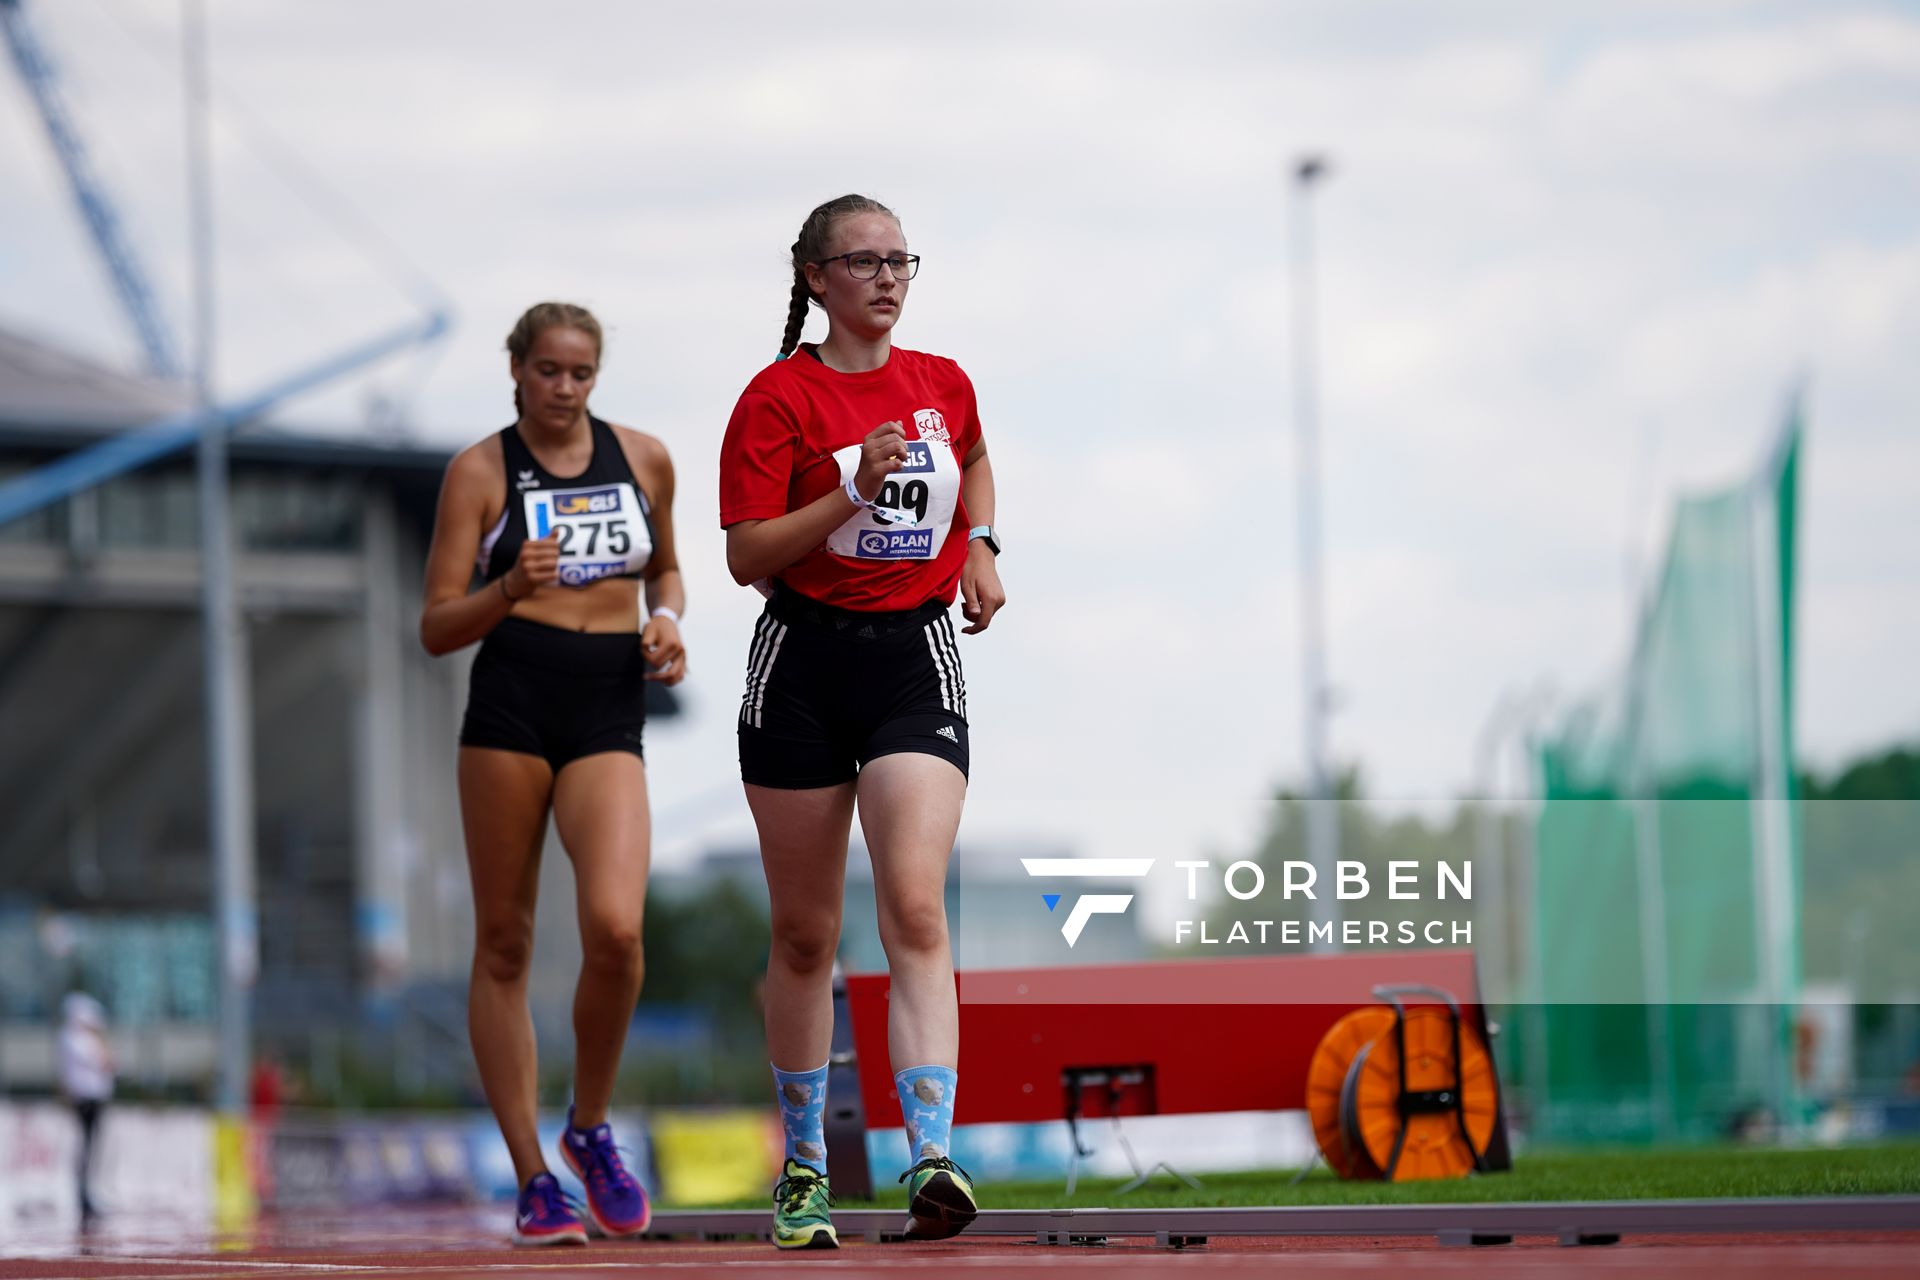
[{"left": 847, "top": 950, "right": 1486, "bottom": 1126}]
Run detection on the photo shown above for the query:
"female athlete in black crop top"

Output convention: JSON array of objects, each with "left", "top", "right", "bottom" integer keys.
[{"left": 419, "top": 302, "right": 683, "bottom": 1246}]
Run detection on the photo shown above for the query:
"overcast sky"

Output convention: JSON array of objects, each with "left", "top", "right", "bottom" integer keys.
[{"left": 3, "top": 0, "right": 1916, "bottom": 872}]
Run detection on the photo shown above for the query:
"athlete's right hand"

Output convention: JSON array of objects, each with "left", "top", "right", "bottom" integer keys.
[
  {"left": 503, "top": 531, "right": 560, "bottom": 600},
  {"left": 852, "top": 420, "right": 909, "bottom": 501}
]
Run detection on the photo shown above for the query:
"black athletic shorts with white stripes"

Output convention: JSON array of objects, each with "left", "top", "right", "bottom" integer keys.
[{"left": 738, "top": 583, "right": 969, "bottom": 789}]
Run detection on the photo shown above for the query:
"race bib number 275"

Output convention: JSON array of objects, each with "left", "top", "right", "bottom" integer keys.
[{"left": 523, "top": 482, "right": 650, "bottom": 585}]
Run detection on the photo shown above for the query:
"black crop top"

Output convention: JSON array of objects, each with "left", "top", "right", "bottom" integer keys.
[{"left": 477, "top": 416, "right": 656, "bottom": 587}]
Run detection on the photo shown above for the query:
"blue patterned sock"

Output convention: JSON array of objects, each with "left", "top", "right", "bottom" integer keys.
[
  {"left": 771, "top": 1062, "right": 829, "bottom": 1173},
  {"left": 894, "top": 1064, "right": 958, "bottom": 1165}
]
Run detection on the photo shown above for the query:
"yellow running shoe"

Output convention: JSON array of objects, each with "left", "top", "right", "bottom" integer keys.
[{"left": 772, "top": 1158, "right": 837, "bottom": 1250}]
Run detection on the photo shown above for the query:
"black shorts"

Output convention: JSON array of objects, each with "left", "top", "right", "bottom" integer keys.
[
  {"left": 460, "top": 617, "right": 647, "bottom": 770},
  {"left": 738, "top": 586, "right": 970, "bottom": 789}
]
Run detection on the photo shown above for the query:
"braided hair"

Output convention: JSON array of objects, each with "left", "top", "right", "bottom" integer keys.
[
  {"left": 779, "top": 194, "right": 899, "bottom": 359},
  {"left": 506, "top": 301, "right": 602, "bottom": 415}
]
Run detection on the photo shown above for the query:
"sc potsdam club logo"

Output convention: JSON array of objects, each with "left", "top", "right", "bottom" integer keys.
[
  {"left": 913, "top": 407, "right": 950, "bottom": 445},
  {"left": 1020, "top": 858, "right": 1155, "bottom": 947}
]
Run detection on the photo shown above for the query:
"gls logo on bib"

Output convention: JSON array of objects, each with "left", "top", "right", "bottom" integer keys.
[{"left": 553, "top": 489, "right": 622, "bottom": 517}]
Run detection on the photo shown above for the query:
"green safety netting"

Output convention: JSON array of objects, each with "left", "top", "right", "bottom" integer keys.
[{"left": 1529, "top": 409, "right": 1801, "bottom": 1141}]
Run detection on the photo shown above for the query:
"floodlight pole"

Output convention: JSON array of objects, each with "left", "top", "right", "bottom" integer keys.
[
  {"left": 1290, "top": 155, "right": 1339, "bottom": 949},
  {"left": 185, "top": 0, "right": 254, "bottom": 1114}
]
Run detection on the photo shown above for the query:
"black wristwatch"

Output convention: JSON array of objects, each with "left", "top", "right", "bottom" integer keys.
[{"left": 967, "top": 524, "right": 1001, "bottom": 556}]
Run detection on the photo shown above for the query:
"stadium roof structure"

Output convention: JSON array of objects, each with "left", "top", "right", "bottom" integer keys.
[
  {"left": 0, "top": 323, "right": 451, "bottom": 476},
  {"left": 0, "top": 324, "right": 190, "bottom": 429}
]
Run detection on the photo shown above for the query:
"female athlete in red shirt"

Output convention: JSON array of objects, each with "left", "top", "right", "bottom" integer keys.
[{"left": 720, "top": 195, "right": 1005, "bottom": 1248}]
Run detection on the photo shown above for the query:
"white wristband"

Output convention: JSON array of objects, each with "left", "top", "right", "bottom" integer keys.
[
  {"left": 841, "top": 476, "right": 918, "bottom": 527},
  {"left": 650, "top": 605, "right": 680, "bottom": 625}
]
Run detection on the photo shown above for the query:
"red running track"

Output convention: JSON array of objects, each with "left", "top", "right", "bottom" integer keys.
[{"left": 1, "top": 1208, "right": 1915, "bottom": 1279}]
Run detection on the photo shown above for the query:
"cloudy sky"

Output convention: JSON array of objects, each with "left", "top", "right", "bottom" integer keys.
[{"left": 4, "top": 0, "right": 1916, "bottom": 873}]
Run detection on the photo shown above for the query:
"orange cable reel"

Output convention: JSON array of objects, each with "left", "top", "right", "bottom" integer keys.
[
  {"left": 1305, "top": 1006, "right": 1394, "bottom": 1179},
  {"left": 1308, "top": 985, "right": 1500, "bottom": 1182}
]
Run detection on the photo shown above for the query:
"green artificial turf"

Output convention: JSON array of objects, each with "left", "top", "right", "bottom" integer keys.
[{"left": 709, "top": 1143, "right": 1920, "bottom": 1211}]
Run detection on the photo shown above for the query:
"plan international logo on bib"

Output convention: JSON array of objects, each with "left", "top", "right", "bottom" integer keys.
[
  {"left": 558, "top": 561, "right": 627, "bottom": 586},
  {"left": 856, "top": 528, "right": 935, "bottom": 558}
]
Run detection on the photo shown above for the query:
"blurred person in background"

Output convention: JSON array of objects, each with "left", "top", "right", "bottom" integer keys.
[
  {"left": 421, "top": 301, "right": 687, "bottom": 1247},
  {"left": 58, "top": 992, "right": 113, "bottom": 1223},
  {"left": 720, "top": 194, "right": 1005, "bottom": 1249},
  {"left": 249, "top": 1055, "right": 292, "bottom": 1205}
]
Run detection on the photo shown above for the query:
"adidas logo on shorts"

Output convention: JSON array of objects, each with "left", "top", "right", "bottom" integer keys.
[{"left": 936, "top": 725, "right": 959, "bottom": 744}]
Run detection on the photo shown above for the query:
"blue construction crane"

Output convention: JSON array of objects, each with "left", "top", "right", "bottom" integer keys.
[{"left": 2, "top": 0, "right": 183, "bottom": 380}]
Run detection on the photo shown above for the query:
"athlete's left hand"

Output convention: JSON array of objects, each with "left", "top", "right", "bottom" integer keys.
[
  {"left": 960, "top": 542, "right": 1005, "bottom": 635},
  {"left": 642, "top": 614, "right": 686, "bottom": 685}
]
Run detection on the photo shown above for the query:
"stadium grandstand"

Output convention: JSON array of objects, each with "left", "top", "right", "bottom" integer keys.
[{"left": 0, "top": 324, "right": 476, "bottom": 1099}]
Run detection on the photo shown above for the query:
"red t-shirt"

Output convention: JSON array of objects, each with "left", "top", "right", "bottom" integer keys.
[{"left": 719, "top": 346, "right": 984, "bottom": 612}]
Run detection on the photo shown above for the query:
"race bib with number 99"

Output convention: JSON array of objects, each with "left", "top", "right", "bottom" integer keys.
[{"left": 825, "top": 435, "right": 960, "bottom": 561}]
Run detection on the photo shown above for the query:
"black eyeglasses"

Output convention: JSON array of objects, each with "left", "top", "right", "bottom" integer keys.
[{"left": 818, "top": 251, "right": 920, "bottom": 281}]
